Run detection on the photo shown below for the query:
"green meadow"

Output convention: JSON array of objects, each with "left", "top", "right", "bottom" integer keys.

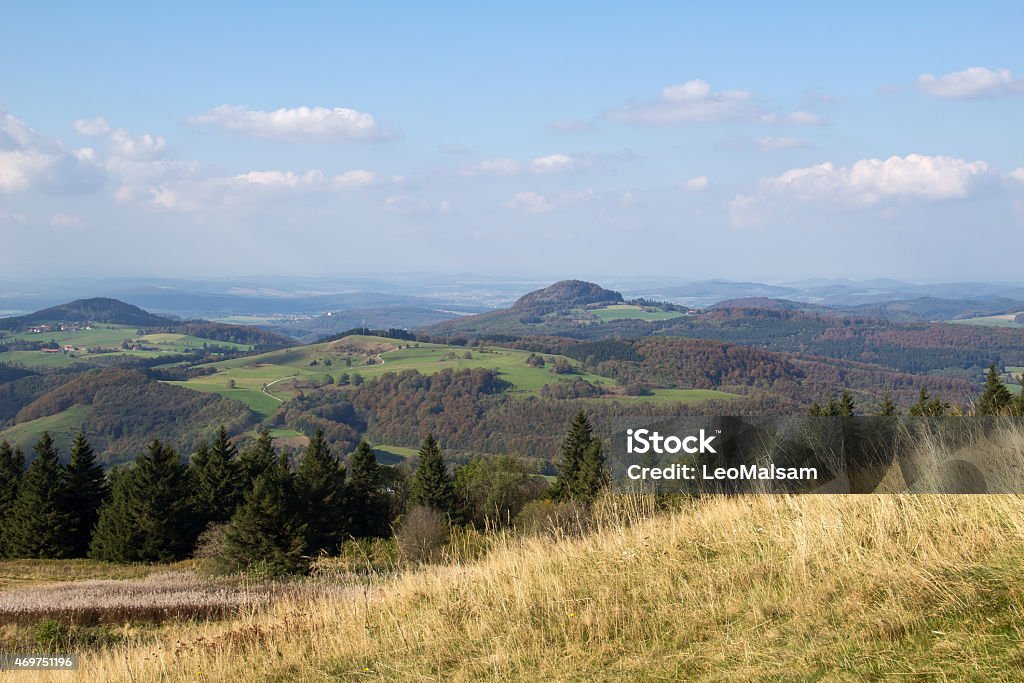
[
  {"left": 589, "top": 304, "right": 687, "bottom": 322},
  {"left": 0, "top": 404, "right": 92, "bottom": 454},
  {"left": 174, "top": 335, "right": 735, "bottom": 417}
]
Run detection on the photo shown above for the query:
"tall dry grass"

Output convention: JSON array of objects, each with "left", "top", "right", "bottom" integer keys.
[{"left": 7, "top": 493, "right": 1024, "bottom": 682}]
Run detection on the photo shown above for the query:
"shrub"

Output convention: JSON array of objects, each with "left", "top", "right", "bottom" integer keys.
[{"left": 395, "top": 506, "right": 450, "bottom": 564}]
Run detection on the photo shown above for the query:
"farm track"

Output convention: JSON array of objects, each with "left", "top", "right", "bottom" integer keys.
[{"left": 262, "top": 375, "right": 296, "bottom": 402}]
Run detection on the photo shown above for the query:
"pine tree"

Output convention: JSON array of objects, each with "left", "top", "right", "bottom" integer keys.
[
  {"left": 1017, "top": 374, "right": 1024, "bottom": 416},
  {"left": 908, "top": 388, "right": 949, "bottom": 417},
  {"left": 409, "top": 434, "right": 459, "bottom": 518},
  {"left": 979, "top": 364, "right": 1013, "bottom": 416},
  {"left": 190, "top": 426, "right": 242, "bottom": 526},
  {"left": 223, "top": 453, "right": 307, "bottom": 575},
  {"left": 551, "top": 411, "right": 602, "bottom": 502},
  {"left": 5, "top": 433, "right": 74, "bottom": 558},
  {"left": 295, "top": 429, "right": 347, "bottom": 554},
  {"left": 348, "top": 440, "right": 389, "bottom": 538},
  {"left": 64, "top": 433, "right": 108, "bottom": 557},
  {"left": 575, "top": 438, "right": 609, "bottom": 503},
  {"left": 237, "top": 427, "right": 276, "bottom": 493},
  {"left": 874, "top": 391, "right": 899, "bottom": 417},
  {"left": 0, "top": 441, "right": 25, "bottom": 556},
  {"left": 89, "top": 440, "right": 197, "bottom": 562}
]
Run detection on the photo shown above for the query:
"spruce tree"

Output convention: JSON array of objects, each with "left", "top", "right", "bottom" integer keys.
[
  {"left": 348, "top": 440, "right": 389, "bottom": 538},
  {"left": 908, "top": 388, "right": 949, "bottom": 417},
  {"left": 979, "top": 364, "right": 1013, "bottom": 416},
  {"left": 237, "top": 427, "right": 276, "bottom": 493},
  {"left": 223, "top": 453, "right": 307, "bottom": 575},
  {"left": 874, "top": 391, "right": 899, "bottom": 417},
  {"left": 5, "top": 433, "right": 74, "bottom": 559},
  {"left": 64, "top": 433, "right": 108, "bottom": 557},
  {"left": 409, "top": 434, "right": 458, "bottom": 517},
  {"left": 0, "top": 441, "right": 25, "bottom": 557},
  {"left": 575, "top": 438, "right": 609, "bottom": 503},
  {"left": 190, "top": 426, "right": 242, "bottom": 526},
  {"left": 552, "top": 411, "right": 600, "bottom": 502},
  {"left": 295, "top": 429, "right": 347, "bottom": 554},
  {"left": 89, "top": 440, "right": 196, "bottom": 562}
]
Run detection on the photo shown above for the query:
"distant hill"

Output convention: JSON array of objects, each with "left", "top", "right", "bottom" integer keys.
[
  {"left": 0, "top": 297, "right": 171, "bottom": 330},
  {"left": 512, "top": 280, "right": 623, "bottom": 310}
]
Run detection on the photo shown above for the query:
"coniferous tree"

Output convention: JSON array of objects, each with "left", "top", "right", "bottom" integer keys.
[
  {"left": 237, "top": 427, "right": 276, "bottom": 493},
  {"left": 979, "top": 364, "right": 1014, "bottom": 416},
  {"left": 347, "top": 440, "right": 389, "bottom": 538},
  {"left": 1017, "top": 374, "right": 1024, "bottom": 416},
  {"left": 874, "top": 391, "right": 899, "bottom": 417},
  {"left": 90, "top": 440, "right": 196, "bottom": 562},
  {"left": 551, "top": 411, "right": 602, "bottom": 502},
  {"left": 409, "top": 434, "right": 459, "bottom": 518},
  {"left": 190, "top": 426, "right": 242, "bottom": 526},
  {"left": 908, "top": 388, "right": 949, "bottom": 417},
  {"left": 223, "top": 452, "right": 307, "bottom": 575},
  {"left": 574, "top": 438, "right": 609, "bottom": 503},
  {"left": 295, "top": 429, "right": 347, "bottom": 554},
  {"left": 0, "top": 441, "right": 25, "bottom": 556},
  {"left": 5, "top": 433, "right": 74, "bottom": 558},
  {"left": 64, "top": 433, "right": 108, "bottom": 557}
]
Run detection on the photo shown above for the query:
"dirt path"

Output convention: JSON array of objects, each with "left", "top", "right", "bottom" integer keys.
[{"left": 262, "top": 375, "right": 296, "bottom": 402}]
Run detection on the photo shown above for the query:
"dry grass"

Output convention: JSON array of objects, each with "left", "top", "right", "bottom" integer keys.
[{"left": 6, "top": 493, "right": 1024, "bottom": 682}]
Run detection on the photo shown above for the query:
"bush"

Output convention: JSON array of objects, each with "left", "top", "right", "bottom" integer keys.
[{"left": 395, "top": 506, "right": 450, "bottom": 564}]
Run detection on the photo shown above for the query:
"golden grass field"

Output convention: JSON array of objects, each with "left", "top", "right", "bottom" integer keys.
[{"left": 3, "top": 492, "right": 1024, "bottom": 681}]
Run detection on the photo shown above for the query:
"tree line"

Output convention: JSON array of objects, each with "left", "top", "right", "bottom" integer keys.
[{"left": 0, "top": 412, "right": 610, "bottom": 575}]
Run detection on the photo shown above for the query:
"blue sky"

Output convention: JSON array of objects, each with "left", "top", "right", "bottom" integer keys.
[{"left": 2, "top": 1, "right": 1023, "bottom": 281}]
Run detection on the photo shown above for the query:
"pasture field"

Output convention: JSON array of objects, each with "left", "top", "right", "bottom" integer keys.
[
  {"left": 0, "top": 405, "right": 92, "bottom": 454},
  {"left": 373, "top": 444, "right": 418, "bottom": 464},
  {"left": 0, "top": 325, "right": 253, "bottom": 369},
  {"left": 950, "top": 313, "right": 1024, "bottom": 328},
  {"left": 589, "top": 304, "right": 687, "bottom": 322},
  {"left": 185, "top": 336, "right": 617, "bottom": 398}
]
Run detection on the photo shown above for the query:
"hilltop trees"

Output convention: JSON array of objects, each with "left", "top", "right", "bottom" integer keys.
[
  {"left": 552, "top": 411, "right": 608, "bottom": 503},
  {"left": 296, "top": 429, "right": 348, "bottom": 555},
  {"left": 237, "top": 427, "right": 277, "bottom": 490},
  {"left": 90, "top": 440, "right": 196, "bottom": 562},
  {"left": 5, "top": 433, "right": 74, "bottom": 558},
  {"left": 347, "top": 440, "right": 389, "bottom": 538},
  {"left": 190, "top": 426, "right": 243, "bottom": 526},
  {"left": 908, "top": 388, "right": 950, "bottom": 417},
  {"left": 223, "top": 453, "right": 307, "bottom": 575},
  {"left": 64, "top": 433, "right": 108, "bottom": 556}
]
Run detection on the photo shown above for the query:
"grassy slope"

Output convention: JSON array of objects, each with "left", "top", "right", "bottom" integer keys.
[
  {"left": 0, "top": 405, "right": 92, "bottom": 453},
  {"left": 39, "top": 494, "right": 1024, "bottom": 682},
  {"left": 175, "top": 336, "right": 735, "bottom": 415}
]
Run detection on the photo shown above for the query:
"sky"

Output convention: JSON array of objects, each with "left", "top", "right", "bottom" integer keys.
[{"left": 1, "top": 1, "right": 1023, "bottom": 282}]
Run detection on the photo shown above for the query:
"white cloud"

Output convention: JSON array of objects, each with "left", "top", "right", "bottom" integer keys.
[
  {"left": 1011, "top": 168, "right": 1024, "bottom": 186},
  {"left": 332, "top": 169, "right": 403, "bottom": 188},
  {"left": 917, "top": 67, "right": 1024, "bottom": 99},
  {"left": 730, "top": 154, "right": 996, "bottom": 226},
  {"left": 529, "top": 153, "right": 577, "bottom": 174},
  {"left": 73, "top": 117, "right": 112, "bottom": 136},
  {"left": 504, "top": 191, "right": 553, "bottom": 213},
  {"left": 188, "top": 105, "right": 393, "bottom": 140},
  {"left": 461, "top": 158, "right": 523, "bottom": 176},
  {"left": 684, "top": 176, "right": 709, "bottom": 191},
  {"left": 762, "top": 154, "right": 990, "bottom": 205},
  {"left": 605, "top": 79, "right": 821, "bottom": 126},
  {"left": 51, "top": 212, "right": 86, "bottom": 229},
  {"left": 756, "top": 136, "right": 811, "bottom": 151},
  {"left": 0, "top": 110, "right": 103, "bottom": 194}
]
